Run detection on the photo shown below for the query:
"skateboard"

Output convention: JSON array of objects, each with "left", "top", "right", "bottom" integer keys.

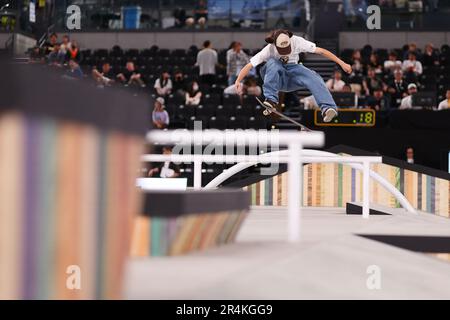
[{"left": 255, "top": 96, "right": 311, "bottom": 132}]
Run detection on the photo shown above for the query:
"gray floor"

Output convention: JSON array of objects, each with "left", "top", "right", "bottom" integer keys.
[{"left": 124, "top": 205, "right": 450, "bottom": 299}]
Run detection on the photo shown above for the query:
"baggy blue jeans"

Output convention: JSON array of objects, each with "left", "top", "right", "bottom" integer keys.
[{"left": 260, "top": 58, "right": 337, "bottom": 111}]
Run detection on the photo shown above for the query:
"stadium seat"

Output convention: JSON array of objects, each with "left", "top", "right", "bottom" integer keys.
[
  {"left": 215, "top": 104, "right": 235, "bottom": 117},
  {"left": 235, "top": 104, "right": 254, "bottom": 117},
  {"left": 242, "top": 95, "right": 258, "bottom": 108},
  {"left": 177, "top": 104, "right": 195, "bottom": 120},
  {"left": 227, "top": 116, "right": 247, "bottom": 129},
  {"left": 208, "top": 116, "right": 227, "bottom": 130},
  {"left": 202, "top": 93, "right": 221, "bottom": 105},
  {"left": 223, "top": 94, "right": 241, "bottom": 106},
  {"left": 195, "top": 104, "right": 216, "bottom": 118},
  {"left": 247, "top": 116, "right": 268, "bottom": 129}
]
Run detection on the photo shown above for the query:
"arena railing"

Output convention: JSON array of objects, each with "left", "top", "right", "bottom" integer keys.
[{"left": 143, "top": 129, "right": 405, "bottom": 242}]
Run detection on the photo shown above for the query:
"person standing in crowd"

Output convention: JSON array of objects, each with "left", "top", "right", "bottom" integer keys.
[
  {"left": 227, "top": 42, "right": 250, "bottom": 86},
  {"left": 387, "top": 69, "right": 408, "bottom": 108},
  {"left": 152, "top": 97, "right": 170, "bottom": 129},
  {"left": 154, "top": 70, "right": 173, "bottom": 97},
  {"left": 438, "top": 89, "right": 450, "bottom": 110},
  {"left": 196, "top": 40, "right": 217, "bottom": 86},
  {"left": 326, "top": 70, "right": 346, "bottom": 92}
]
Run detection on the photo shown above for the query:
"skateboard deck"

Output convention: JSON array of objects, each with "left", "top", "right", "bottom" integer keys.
[{"left": 255, "top": 96, "right": 312, "bottom": 132}]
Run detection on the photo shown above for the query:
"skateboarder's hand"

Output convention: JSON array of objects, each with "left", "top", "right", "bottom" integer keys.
[
  {"left": 235, "top": 81, "right": 242, "bottom": 95},
  {"left": 341, "top": 63, "right": 352, "bottom": 74}
]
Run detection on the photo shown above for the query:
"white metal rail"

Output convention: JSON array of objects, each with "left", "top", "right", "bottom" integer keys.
[{"left": 144, "top": 130, "right": 402, "bottom": 242}]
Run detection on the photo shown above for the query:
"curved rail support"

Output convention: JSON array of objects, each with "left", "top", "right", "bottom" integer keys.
[{"left": 204, "top": 149, "right": 417, "bottom": 214}]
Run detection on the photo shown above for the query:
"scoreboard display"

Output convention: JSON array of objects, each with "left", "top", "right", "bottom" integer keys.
[{"left": 314, "top": 109, "right": 376, "bottom": 127}]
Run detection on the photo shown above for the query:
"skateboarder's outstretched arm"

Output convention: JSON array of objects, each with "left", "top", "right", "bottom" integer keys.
[
  {"left": 234, "top": 63, "right": 253, "bottom": 94},
  {"left": 314, "top": 47, "right": 352, "bottom": 74}
]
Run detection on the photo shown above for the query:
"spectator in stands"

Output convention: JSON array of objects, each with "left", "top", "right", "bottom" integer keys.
[
  {"left": 117, "top": 61, "right": 146, "bottom": 88},
  {"left": 438, "top": 89, "right": 450, "bottom": 110},
  {"left": 47, "top": 40, "right": 61, "bottom": 65},
  {"left": 57, "top": 35, "right": 71, "bottom": 65},
  {"left": 421, "top": 43, "right": 439, "bottom": 67},
  {"left": 66, "top": 59, "right": 84, "bottom": 79},
  {"left": 44, "top": 32, "right": 58, "bottom": 56},
  {"left": 154, "top": 70, "right": 173, "bottom": 97},
  {"left": 363, "top": 68, "right": 386, "bottom": 96},
  {"left": 197, "top": 17, "right": 207, "bottom": 29},
  {"left": 367, "top": 89, "right": 390, "bottom": 111},
  {"left": 152, "top": 97, "right": 170, "bottom": 129},
  {"left": 223, "top": 77, "right": 262, "bottom": 96},
  {"left": 399, "top": 83, "right": 418, "bottom": 109},
  {"left": 405, "top": 147, "right": 415, "bottom": 164},
  {"left": 350, "top": 49, "right": 363, "bottom": 73},
  {"left": 173, "top": 7, "right": 187, "bottom": 27},
  {"left": 387, "top": 69, "right": 408, "bottom": 108},
  {"left": 342, "top": 84, "right": 353, "bottom": 93},
  {"left": 194, "top": 0, "right": 208, "bottom": 23},
  {"left": 367, "top": 53, "right": 383, "bottom": 74},
  {"left": 244, "top": 77, "right": 262, "bottom": 96},
  {"left": 185, "top": 81, "right": 202, "bottom": 106},
  {"left": 66, "top": 40, "right": 81, "bottom": 63},
  {"left": 29, "top": 47, "right": 44, "bottom": 63},
  {"left": 403, "top": 42, "right": 420, "bottom": 60},
  {"left": 148, "top": 146, "right": 180, "bottom": 178},
  {"left": 326, "top": 70, "right": 346, "bottom": 92},
  {"left": 384, "top": 51, "right": 402, "bottom": 74},
  {"left": 172, "top": 69, "right": 187, "bottom": 97},
  {"left": 402, "top": 52, "right": 423, "bottom": 75},
  {"left": 226, "top": 42, "right": 250, "bottom": 86},
  {"left": 92, "top": 62, "right": 115, "bottom": 86},
  {"left": 196, "top": 40, "right": 217, "bottom": 86}
]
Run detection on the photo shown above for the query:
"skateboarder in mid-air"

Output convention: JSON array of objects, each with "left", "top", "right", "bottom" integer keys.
[{"left": 235, "top": 29, "right": 352, "bottom": 122}]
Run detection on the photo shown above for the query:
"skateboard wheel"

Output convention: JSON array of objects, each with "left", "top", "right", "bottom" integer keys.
[{"left": 263, "top": 110, "right": 270, "bottom": 116}]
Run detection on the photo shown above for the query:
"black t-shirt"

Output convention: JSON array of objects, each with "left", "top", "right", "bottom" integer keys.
[
  {"left": 122, "top": 68, "right": 141, "bottom": 81},
  {"left": 367, "top": 96, "right": 390, "bottom": 111},
  {"left": 173, "top": 78, "right": 186, "bottom": 91},
  {"left": 102, "top": 69, "right": 116, "bottom": 79},
  {"left": 44, "top": 41, "right": 58, "bottom": 55}
]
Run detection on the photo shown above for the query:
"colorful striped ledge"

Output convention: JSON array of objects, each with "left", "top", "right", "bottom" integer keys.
[
  {"left": 245, "top": 162, "right": 449, "bottom": 218},
  {"left": 0, "top": 113, "right": 144, "bottom": 299},
  {"left": 130, "top": 189, "right": 250, "bottom": 256}
]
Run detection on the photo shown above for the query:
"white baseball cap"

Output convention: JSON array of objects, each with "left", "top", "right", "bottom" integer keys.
[
  {"left": 156, "top": 97, "right": 165, "bottom": 105},
  {"left": 274, "top": 32, "right": 292, "bottom": 55}
]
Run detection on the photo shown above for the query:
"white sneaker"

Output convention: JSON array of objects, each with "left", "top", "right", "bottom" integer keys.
[{"left": 322, "top": 108, "right": 338, "bottom": 123}]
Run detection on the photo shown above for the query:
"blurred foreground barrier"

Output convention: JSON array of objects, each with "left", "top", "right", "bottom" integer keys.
[
  {"left": 131, "top": 189, "right": 250, "bottom": 256},
  {"left": 0, "top": 63, "right": 148, "bottom": 299}
]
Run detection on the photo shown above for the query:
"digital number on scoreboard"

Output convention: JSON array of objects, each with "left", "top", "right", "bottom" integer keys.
[{"left": 314, "top": 109, "right": 376, "bottom": 127}]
